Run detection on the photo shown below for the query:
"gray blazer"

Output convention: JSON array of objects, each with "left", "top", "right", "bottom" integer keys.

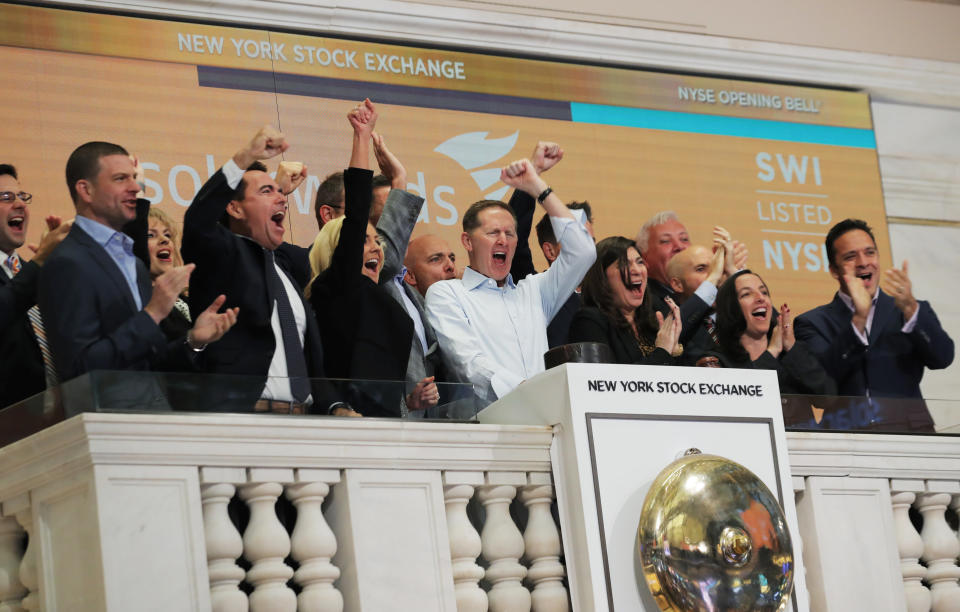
[{"left": 376, "top": 189, "right": 443, "bottom": 413}]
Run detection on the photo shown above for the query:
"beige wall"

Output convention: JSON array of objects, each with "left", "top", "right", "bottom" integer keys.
[{"left": 409, "top": 0, "right": 960, "bottom": 63}]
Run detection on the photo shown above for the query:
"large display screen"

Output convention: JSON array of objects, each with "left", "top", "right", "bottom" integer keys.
[{"left": 0, "top": 3, "right": 887, "bottom": 313}]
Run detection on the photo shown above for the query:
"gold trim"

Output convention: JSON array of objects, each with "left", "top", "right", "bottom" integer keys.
[{"left": 887, "top": 216, "right": 960, "bottom": 228}]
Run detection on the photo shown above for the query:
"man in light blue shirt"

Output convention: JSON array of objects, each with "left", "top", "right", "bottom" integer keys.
[{"left": 425, "top": 158, "right": 596, "bottom": 403}]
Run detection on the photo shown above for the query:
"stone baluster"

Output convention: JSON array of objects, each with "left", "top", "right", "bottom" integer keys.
[
  {"left": 478, "top": 473, "right": 530, "bottom": 612},
  {"left": 520, "top": 474, "right": 568, "bottom": 612},
  {"left": 442, "top": 471, "right": 487, "bottom": 612},
  {"left": 285, "top": 469, "right": 343, "bottom": 612},
  {"left": 891, "top": 481, "right": 931, "bottom": 612},
  {"left": 918, "top": 487, "right": 960, "bottom": 612},
  {"left": 200, "top": 466, "right": 248, "bottom": 612},
  {"left": 952, "top": 494, "right": 960, "bottom": 543},
  {"left": 240, "top": 469, "right": 296, "bottom": 612},
  {"left": 0, "top": 515, "right": 26, "bottom": 612},
  {"left": 13, "top": 510, "right": 36, "bottom": 612}
]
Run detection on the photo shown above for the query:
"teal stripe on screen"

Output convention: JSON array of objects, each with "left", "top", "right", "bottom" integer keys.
[{"left": 569, "top": 103, "right": 876, "bottom": 149}]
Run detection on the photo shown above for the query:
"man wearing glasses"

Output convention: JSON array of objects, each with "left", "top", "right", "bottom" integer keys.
[{"left": 0, "top": 164, "right": 71, "bottom": 408}]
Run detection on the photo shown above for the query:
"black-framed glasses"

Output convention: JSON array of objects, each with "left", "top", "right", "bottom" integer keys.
[{"left": 0, "top": 191, "right": 32, "bottom": 204}]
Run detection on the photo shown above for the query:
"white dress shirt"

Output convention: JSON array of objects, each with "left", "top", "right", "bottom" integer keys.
[
  {"left": 836, "top": 289, "right": 917, "bottom": 344},
  {"left": 426, "top": 214, "right": 596, "bottom": 403}
]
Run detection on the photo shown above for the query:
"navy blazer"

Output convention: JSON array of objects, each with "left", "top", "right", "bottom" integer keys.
[
  {"left": 182, "top": 168, "right": 329, "bottom": 408},
  {"left": 795, "top": 290, "right": 954, "bottom": 398},
  {"left": 38, "top": 223, "right": 192, "bottom": 382},
  {"left": 0, "top": 259, "right": 45, "bottom": 407}
]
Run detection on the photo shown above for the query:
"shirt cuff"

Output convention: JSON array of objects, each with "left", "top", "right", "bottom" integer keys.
[
  {"left": 694, "top": 280, "right": 718, "bottom": 306},
  {"left": 850, "top": 321, "right": 869, "bottom": 345},
  {"left": 901, "top": 305, "right": 920, "bottom": 334},
  {"left": 222, "top": 159, "right": 245, "bottom": 190}
]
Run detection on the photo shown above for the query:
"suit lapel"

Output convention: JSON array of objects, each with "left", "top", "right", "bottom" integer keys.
[
  {"left": 404, "top": 281, "right": 437, "bottom": 353},
  {"left": 72, "top": 225, "right": 140, "bottom": 313}
]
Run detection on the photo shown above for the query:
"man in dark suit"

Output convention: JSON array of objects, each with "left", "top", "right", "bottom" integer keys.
[
  {"left": 0, "top": 164, "right": 72, "bottom": 407},
  {"left": 663, "top": 243, "right": 726, "bottom": 365},
  {"left": 182, "top": 126, "right": 352, "bottom": 415},
  {"left": 39, "top": 143, "right": 236, "bottom": 389},
  {"left": 508, "top": 141, "right": 592, "bottom": 348},
  {"left": 370, "top": 132, "right": 444, "bottom": 416},
  {"left": 636, "top": 212, "right": 745, "bottom": 346},
  {"left": 796, "top": 219, "right": 954, "bottom": 404}
]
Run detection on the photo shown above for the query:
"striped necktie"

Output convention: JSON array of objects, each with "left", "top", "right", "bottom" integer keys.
[{"left": 6, "top": 253, "right": 59, "bottom": 387}]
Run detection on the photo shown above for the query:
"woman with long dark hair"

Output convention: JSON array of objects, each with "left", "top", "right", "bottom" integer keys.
[
  {"left": 711, "top": 269, "right": 835, "bottom": 394},
  {"left": 568, "top": 236, "right": 681, "bottom": 364}
]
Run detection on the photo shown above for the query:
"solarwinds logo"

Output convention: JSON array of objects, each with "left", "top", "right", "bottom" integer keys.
[{"left": 434, "top": 130, "right": 519, "bottom": 201}]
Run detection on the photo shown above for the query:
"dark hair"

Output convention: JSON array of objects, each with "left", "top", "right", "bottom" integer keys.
[
  {"left": 0, "top": 164, "right": 17, "bottom": 180},
  {"left": 535, "top": 201, "right": 593, "bottom": 246},
  {"left": 715, "top": 269, "right": 779, "bottom": 363},
  {"left": 580, "top": 236, "right": 658, "bottom": 341},
  {"left": 372, "top": 174, "right": 392, "bottom": 190},
  {"left": 220, "top": 161, "right": 268, "bottom": 228},
  {"left": 65, "top": 141, "right": 129, "bottom": 204},
  {"left": 462, "top": 199, "right": 517, "bottom": 233},
  {"left": 314, "top": 171, "right": 344, "bottom": 227},
  {"left": 825, "top": 218, "right": 876, "bottom": 268},
  {"left": 231, "top": 161, "right": 268, "bottom": 201}
]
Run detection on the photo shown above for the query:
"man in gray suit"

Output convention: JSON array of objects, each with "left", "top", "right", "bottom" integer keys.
[{"left": 372, "top": 133, "right": 447, "bottom": 417}]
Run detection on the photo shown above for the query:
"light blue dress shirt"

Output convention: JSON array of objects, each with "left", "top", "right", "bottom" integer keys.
[
  {"left": 425, "top": 214, "right": 596, "bottom": 403},
  {"left": 74, "top": 215, "right": 143, "bottom": 309}
]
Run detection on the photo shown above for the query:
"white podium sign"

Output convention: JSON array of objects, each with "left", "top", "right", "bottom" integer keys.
[{"left": 479, "top": 362, "right": 809, "bottom": 612}]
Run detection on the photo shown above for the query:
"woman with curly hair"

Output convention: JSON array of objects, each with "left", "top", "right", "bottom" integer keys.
[{"left": 568, "top": 236, "right": 681, "bottom": 364}]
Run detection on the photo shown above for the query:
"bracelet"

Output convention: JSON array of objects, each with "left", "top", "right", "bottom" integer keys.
[
  {"left": 186, "top": 332, "right": 207, "bottom": 353},
  {"left": 536, "top": 186, "right": 553, "bottom": 204}
]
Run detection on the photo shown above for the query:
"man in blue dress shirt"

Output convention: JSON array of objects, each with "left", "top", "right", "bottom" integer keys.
[{"left": 425, "top": 158, "right": 596, "bottom": 404}]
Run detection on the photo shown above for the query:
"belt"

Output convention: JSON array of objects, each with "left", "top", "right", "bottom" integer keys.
[{"left": 254, "top": 399, "right": 306, "bottom": 415}]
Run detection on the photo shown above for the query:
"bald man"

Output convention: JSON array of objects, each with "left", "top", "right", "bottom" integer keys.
[
  {"left": 404, "top": 234, "right": 457, "bottom": 299},
  {"left": 665, "top": 243, "right": 724, "bottom": 363}
]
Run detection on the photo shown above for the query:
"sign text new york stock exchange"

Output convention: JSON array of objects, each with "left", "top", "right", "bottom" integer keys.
[{"left": 587, "top": 379, "right": 764, "bottom": 397}]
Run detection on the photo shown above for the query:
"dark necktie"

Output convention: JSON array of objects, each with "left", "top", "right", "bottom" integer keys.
[{"left": 264, "top": 250, "right": 310, "bottom": 402}]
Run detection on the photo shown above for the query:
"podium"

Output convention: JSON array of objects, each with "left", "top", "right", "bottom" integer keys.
[{"left": 479, "top": 362, "right": 811, "bottom": 612}]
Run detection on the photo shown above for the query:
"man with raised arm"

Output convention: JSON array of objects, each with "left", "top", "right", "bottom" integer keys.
[
  {"left": 425, "top": 159, "right": 596, "bottom": 403},
  {"left": 182, "top": 127, "right": 352, "bottom": 415},
  {"left": 370, "top": 133, "right": 447, "bottom": 414},
  {"left": 795, "top": 218, "right": 953, "bottom": 401},
  {"left": 39, "top": 142, "right": 236, "bottom": 383},
  {"left": 508, "top": 141, "right": 594, "bottom": 347}
]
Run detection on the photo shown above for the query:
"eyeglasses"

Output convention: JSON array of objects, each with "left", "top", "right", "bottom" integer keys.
[{"left": 0, "top": 191, "right": 32, "bottom": 204}]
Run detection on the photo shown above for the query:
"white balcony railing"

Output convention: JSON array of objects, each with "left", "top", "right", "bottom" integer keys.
[{"left": 0, "top": 409, "right": 959, "bottom": 610}]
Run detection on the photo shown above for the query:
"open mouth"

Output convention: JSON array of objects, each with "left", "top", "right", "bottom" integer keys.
[
  {"left": 156, "top": 249, "right": 172, "bottom": 263},
  {"left": 492, "top": 251, "right": 507, "bottom": 263},
  {"left": 856, "top": 272, "right": 873, "bottom": 285},
  {"left": 750, "top": 307, "right": 768, "bottom": 320},
  {"left": 627, "top": 280, "right": 644, "bottom": 298},
  {"left": 271, "top": 210, "right": 285, "bottom": 227},
  {"left": 364, "top": 258, "right": 379, "bottom": 272},
  {"left": 7, "top": 216, "right": 24, "bottom": 231}
]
